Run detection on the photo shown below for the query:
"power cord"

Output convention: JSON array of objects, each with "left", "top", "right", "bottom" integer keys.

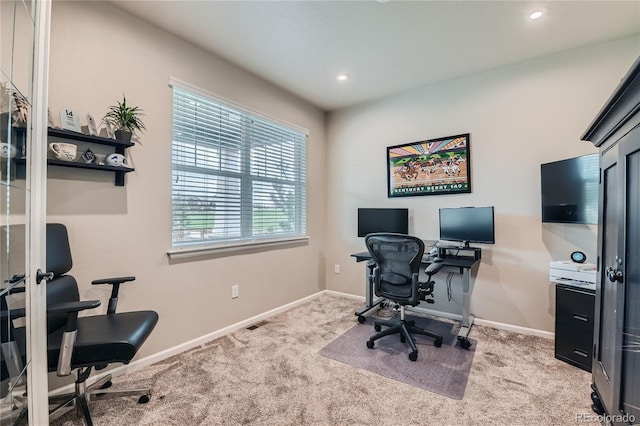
[{"left": 446, "top": 272, "right": 454, "bottom": 301}]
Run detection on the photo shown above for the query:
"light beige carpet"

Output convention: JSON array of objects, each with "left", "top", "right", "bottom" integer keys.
[{"left": 53, "top": 294, "right": 592, "bottom": 425}]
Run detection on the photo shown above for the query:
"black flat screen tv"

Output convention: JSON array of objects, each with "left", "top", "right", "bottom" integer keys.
[
  {"left": 540, "top": 154, "right": 598, "bottom": 224},
  {"left": 439, "top": 206, "right": 495, "bottom": 246},
  {"left": 357, "top": 208, "right": 409, "bottom": 237}
]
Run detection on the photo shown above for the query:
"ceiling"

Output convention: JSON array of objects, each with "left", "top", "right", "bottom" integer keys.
[{"left": 109, "top": 1, "right": 640, "bottom": 112}]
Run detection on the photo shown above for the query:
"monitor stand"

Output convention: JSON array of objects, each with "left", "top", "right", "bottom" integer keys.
[{"left": 438, "top": 244, "right": 482, "bottom": 260}]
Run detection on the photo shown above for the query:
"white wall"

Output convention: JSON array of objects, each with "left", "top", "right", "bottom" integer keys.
[
  {"left": 47, "top": 1, "right": 326, "bottom": 361},
  {"left": 325, "top": 37, "right": 639, "bottom": 332}
]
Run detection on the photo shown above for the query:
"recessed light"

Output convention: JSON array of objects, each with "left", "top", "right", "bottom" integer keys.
[
  {"left": 337, "top": 73, "right": 349, "bottom": 82},
  {"left": 529, "top": 10, "right": 543, "bottom": 20}
]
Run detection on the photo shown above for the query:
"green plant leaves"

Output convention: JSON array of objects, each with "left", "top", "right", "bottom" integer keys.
[{"left": 102, "top": 94, "right": 146, "bottom": 133}]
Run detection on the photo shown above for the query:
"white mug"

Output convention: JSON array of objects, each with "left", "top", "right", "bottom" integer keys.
[
  {"left": 104, "top": 153, "right": 127, "bottom": 167},
  {"left": 0, "top": 143, "right": 17, "bottom": 158},
  {"left": 49, "top": 142, "right": 77, "bottom": 161}
]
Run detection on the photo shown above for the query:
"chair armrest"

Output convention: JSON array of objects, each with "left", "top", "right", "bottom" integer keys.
[
  {"left": 49, "top": 300, "right": 101, "bottom": 332},
  {"left": 425, "top": 262, "right": 444, "bottom": 276},
  {"left": 0, "top": 307, "right": 26, "bottom": 320},
  {"left": 1, "top": 281, "right": 28, "bottom": 320},
  {"left": 91, "top": 276, "right": 135, "bottom": 285},
  {"left": 91, "top": 276, "right": 135, "bottom": 314},
  {"left": 47, "top": 300, "right": 101, "bottom": 315},
  {"left": 4, "top": 274, "right": 26, "bottom": 286}
]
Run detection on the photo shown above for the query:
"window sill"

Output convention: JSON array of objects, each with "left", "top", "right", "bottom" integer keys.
[{"left": 167, "top": 236, "right": 310, "bottom": 259}]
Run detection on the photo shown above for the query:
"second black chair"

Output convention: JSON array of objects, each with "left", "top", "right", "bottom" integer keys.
[
  {"left": 44, "top": 223, "right": 159, "bottom": 425},
  {"left": 364, "top": 233, "right": 443, "bottom": 361}
]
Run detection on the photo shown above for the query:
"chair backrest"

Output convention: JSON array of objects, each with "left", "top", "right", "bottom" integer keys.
[
  {"left": 47, "top": 223, "right": 73, "bottom": 277},
  {"left": 365, "top": 233, "right": 425, "bottom": 306},
  {"left": 46, "top": 224, "right": 79, "bottom": 334}
]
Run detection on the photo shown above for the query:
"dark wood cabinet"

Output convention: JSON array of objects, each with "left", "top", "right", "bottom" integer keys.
[
  {"left": 555, "top": 284, "right": 595, "bottom": 372},
  {"left": 582, "top": 56, "right": 640, "bottom": 424}
]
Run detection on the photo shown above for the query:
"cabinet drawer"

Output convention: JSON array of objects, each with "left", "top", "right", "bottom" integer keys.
[
  {"left": 555, "top": 326, "right": 592, "bottom": 352},
  {"left": 556, "top": 285, "right": 595, "bottom": 325},
  {"left": 556, "top": 316, "right": 593, "bottom": 336},
  {"left": 555, "top": 337, "right": 592, "bottom": 371}
]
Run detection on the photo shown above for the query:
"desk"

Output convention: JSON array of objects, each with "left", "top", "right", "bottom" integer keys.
[{"left": 351, "top": 251, "right": 480, "bottom": 349}]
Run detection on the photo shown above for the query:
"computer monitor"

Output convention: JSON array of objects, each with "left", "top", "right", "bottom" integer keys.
[
  {"left": 357, "top": 208, "right": 409, "bottom": 237},
  {"left": 439, "top": 206, "right": 495, "bottom": 247}
]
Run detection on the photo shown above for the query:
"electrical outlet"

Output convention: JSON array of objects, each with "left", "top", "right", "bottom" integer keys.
[
  {"left": 334, "top": 264, "right": 340, "bottom": 274},
  {"left": 231, "top": 285, "right": 239, "bottom": 299}
]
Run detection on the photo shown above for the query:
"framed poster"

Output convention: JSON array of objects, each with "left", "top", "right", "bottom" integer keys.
[{"left": 387, "top": 133, "right": 471, "bottom": 197}]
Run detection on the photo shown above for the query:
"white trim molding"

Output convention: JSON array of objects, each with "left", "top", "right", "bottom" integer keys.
[
  {"left": 167, "top": 236, "right": 310, "bottom": 259},
  {"left": 474, "top": 318, "right": 554, "bottom": 340}
]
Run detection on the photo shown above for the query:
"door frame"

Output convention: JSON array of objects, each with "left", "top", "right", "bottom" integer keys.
[{"left": 25, "top": 1, "right": 51, "bottom": 424}]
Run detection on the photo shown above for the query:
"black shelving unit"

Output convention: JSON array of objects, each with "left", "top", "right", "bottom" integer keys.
[
  {"left": 47, "top": 128, "right": 134, "bottom": 150},
  {"left": 14, "top": 127, "right": 135, "bottom": 186}
]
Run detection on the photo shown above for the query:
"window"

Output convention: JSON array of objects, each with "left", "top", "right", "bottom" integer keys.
[{"left": 170, "top": 83, "right": 307, "bottom": 251}]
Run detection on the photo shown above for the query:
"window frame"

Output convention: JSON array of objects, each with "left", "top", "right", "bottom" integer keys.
[{"left": 168, "top": 79, "right": 309, "bottom": 258}]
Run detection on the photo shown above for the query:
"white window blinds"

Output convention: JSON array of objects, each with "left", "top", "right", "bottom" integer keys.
[{"left": 171, "top": 85, "right": 307, "bottom": 249}]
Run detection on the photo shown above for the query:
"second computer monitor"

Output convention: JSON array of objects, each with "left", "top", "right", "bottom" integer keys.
[{"left": 439, "top": 206, "right": 495, "bottom": 247}]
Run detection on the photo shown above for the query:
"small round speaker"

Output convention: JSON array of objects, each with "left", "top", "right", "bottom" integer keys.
[{"left": 571, "top": 251, "right": 586, "bottom": 263}]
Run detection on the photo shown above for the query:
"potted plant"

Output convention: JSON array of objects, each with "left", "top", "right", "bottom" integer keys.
[{"left": 102, "top": 94, "right": 146, "bottom": 142}]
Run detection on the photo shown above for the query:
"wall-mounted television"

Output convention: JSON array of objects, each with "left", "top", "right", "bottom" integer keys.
[
  {"left": 439, "top": 206, "right": 495, "bottom": 247},
  {"left": 540, "top": 154, "right": 598, "bottom": 224},
  {"left": 357, "top": 208, "right": 409, "bottom": 237}
]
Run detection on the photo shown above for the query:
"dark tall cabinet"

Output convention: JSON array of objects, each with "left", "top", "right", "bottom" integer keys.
[{"left": 582, "top": 56, "right": 640, "bottom": 425}]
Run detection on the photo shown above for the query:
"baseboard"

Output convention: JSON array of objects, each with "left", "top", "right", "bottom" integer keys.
[
  {"left": 51, "top": 289, "right": 552, "bottom": 395},
  {"left": 323, "top": 289, "right": 365, "bottom": 301},
  {"left": 474, "top": 318, "right": 554, "bottom": 340}
]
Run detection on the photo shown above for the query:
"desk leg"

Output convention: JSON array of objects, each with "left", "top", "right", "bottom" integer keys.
[
  {"left": 355, "top": 260, "right": 384, "bottom": 323},
  {"left": 457, "top": 267, "right": 475, "bottom": 349}
]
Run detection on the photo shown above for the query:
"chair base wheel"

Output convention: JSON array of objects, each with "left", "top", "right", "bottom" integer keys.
[
  {"left": 138, "top": 394, "right": 151, "bottom": 404},
  {"left": 434, "top": 338, "right": 442, "bottom": 347},
  {"left": 409, "top": 351, "right": 418, "bottom": 361},
  {"left": 374, "top": 324, "right": 381, "bottom": 332},
  {"left": 357, "top": 315, "right": 366, "bottom": 323},
  {"left": 366, "top": 340, "right": 374, "bottom": 349},
  {"left": 459, "top": 338, "right": 472, "bottom": 349}
]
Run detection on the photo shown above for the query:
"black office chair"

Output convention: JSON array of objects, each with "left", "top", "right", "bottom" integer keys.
[
  {"left": 0, "top": 281, "right": 28, "bottom": 424},
  {"left": 364, "top": 233, "right": 443, "bottom": 361},
  {"left": 0, "top": 225, "right": 30, "bottom": 423},
  {"left": 43, "top": 223, "right": 159, "bottom": 425}
]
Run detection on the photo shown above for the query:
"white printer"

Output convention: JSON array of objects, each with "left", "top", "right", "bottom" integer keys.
[{"left": 549, "top": 260, "right": 597, "bottom": 291}]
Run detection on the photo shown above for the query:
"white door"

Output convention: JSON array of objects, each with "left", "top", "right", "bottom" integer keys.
[{"left": 0, "top": 1, "right": 50, "bottom": 424}]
